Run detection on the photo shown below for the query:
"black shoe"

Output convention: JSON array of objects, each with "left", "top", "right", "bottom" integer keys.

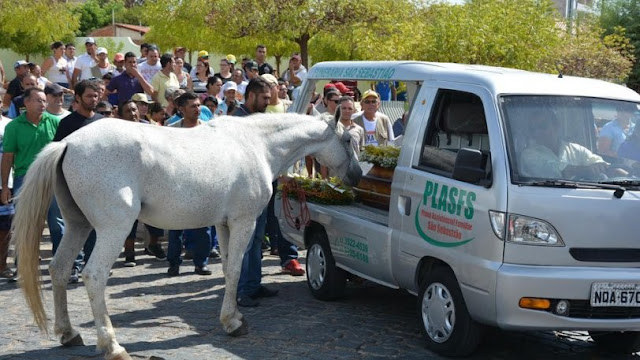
[
  {"left": 145, "top": 243, "right": 166, "bottom": 259},
  {"left": 251, "top": 285, "right": 278, "bottom": 299},
  {"left": 123, "top": 253, "right": 136, "bottom": 267},
  {"left": 194, "top": 265, "right": 212, "bottom": 275},
  {"left": 68, "top": 268, "right": 79, "bottom": 284},
  {"left": 167, "top": 264, "right": 180, "bottom": 277},
  {"left": 237, "top": 296, "right": 260, "bottom": 307},
  {"left": 209, "top": 248, "right": 220, "bottom": 259}
]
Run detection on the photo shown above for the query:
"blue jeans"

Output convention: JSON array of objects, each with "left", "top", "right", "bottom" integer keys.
[
  {"left": 238, "top": 208, "right": 267, "bottom": 297},
  {"left": 185, "top": 226, "right": 218, "bottom": 252},
  {"left": 266, "top": 180, "right": 298, "bottom": 266},
  {"left": 167, "top": 227, "right": 212, "bottom": 268},
  {"left": 14, "top": 175, "right": 82, "bottom": 270}
]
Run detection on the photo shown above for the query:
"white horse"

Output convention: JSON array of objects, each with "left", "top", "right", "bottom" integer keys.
[{"left": 14, "top": 113, "right": 361, "bottom": 360}]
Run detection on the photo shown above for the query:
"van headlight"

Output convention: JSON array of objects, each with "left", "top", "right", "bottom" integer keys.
[{"left": 507, "top": 214, "right": 564, "bottom": 246}]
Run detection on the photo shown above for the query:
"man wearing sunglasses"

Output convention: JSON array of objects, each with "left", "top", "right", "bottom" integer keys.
[
  {"left": 353, "top": 89, "right": 395, "bottom": 147},
  {"left": 315, "top": 87, "right": 341, "bottom": 116}
]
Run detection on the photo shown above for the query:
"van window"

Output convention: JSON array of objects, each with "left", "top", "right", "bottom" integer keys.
[
  {"left": 501, "top": 95, "right": 640, "bottom": 185},
  {"left": 418, "top": 89, "right": 490, "bottom": 179}
]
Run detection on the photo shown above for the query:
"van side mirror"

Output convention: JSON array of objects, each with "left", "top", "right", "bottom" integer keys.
[{"left": 452, "top": 148, "right": 492, "bottom": 187}]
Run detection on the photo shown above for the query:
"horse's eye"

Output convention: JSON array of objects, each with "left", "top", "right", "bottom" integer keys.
[{"left": 345, "top": 138, "right": 351, "bottom": 143}]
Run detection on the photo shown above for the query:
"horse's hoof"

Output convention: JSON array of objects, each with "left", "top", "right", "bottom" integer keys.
[
  {"left": 106, "top": 350, "right": 133, "bottom": 360},
  {"left": 227, "top": 317, "right": 248, "bottom": 337},
  {"left": 62, "top": 333, "right": 84, "bottom": 347}
]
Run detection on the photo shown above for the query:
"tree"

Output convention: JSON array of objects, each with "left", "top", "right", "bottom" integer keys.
[
  {"left": 555, "top": 15, "right": 634, "bottom": 83},
  {"left": 140, "top": 0, "right": 218, "bottom": 55},
  {"left": 408, "top": 0, "right": 562, "bottom": 71},
  {"left": 72, "top": 0, "right": 143, "bottom": 36},
  {"left": 598, "top": 0, "right": 640, "bottom": 90},
  {"left": 309, "top": 0, "right": 417, "bottom": 62},
  {"left": 0, "top": 0, "right": 79, "bottom": 59},
  {"left": 140, "top": 0, "right": 392, "bottom": 67}
]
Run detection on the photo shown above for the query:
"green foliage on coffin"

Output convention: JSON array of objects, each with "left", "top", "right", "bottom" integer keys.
[{"left": 279, "top": 176, "right": 355, "bottom": 206}]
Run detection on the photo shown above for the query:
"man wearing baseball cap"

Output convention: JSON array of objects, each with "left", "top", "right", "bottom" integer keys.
[
  {"left": 2, "top": 61, "right": 30, "bottom": 110},
  {"left": 217, "top": 81, "right": 239, "bottom": 115},
  {"left": 113, "top": 53, "right": 125, "bottom": 76},
  {"left": 282, "top": 52, "right": 307, "bottom": 93},
  {"left": 90, "top": 47, "right": 115, "bottom": 78},
  {"left": 243, "top": 60, "right": 259, "bottom": 81},
  {"left": 353, "top": 89, "right": 395, "bottom": 146},
  {"left": 71, "top": 37, "right": 98, "bottom": 88}
]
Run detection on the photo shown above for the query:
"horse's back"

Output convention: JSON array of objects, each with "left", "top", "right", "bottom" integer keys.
[{"left": 60, "top": 118, "right": 274, "bottom": 229}]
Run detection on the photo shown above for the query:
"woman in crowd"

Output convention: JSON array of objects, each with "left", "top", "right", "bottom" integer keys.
[
  {"left": 174, "top": 57, "right": 192, "bottom": 90},
  {"left": 206, "top": 75, "right": 223, "bottom": 100},
  {"left": 41, "top": 41, "right": 69, "bottom": 88},
  {"left": 192, "top": 60, "right": 211, "bottom": 94}
]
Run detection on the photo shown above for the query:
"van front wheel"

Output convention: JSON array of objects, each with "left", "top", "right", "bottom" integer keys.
[
  {"left": 589, "top": 331, "right": 640, "bottom": 354},
  {"left": 418, "top": 267, "right": 482, "bottom": 357}
]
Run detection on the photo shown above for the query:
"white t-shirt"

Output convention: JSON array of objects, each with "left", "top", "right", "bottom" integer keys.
[
  {"left": 74, "top": 53, "right": 95, "bottom": 81},
  {"left": 138, "top": 61, "right": 162, "bottom": 84},
  {"left": 64, "top": 56, "right": 76, "bottom": 82},
  {"left": 362, "top": 116, "right": 378, "bottom": 146}
]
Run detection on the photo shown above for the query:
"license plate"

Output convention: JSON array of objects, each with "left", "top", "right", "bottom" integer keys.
[{"left": 590, "top": 282, "right": 640, "bottom": 307}]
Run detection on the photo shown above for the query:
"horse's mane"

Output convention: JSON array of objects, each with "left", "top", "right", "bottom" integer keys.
[{"left": 208, "top": 113, "right": 335, "bottom": 139}]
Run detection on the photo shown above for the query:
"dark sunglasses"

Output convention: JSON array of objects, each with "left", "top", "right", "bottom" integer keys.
[
  {"left": 363, "top": 100, "right": 377, "bottom": 104},
  {"left": 98, "top": 110, "right": 113, "bottom": 115},
  {"left": 328, "top": 99, "right": 339, "bottom": 104}
]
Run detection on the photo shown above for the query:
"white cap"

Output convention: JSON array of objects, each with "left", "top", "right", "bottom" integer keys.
[
  {"left": 96, "top": 47, "right": 108, "bottom": 55},
  {"left": 222, "top": 81, "right": 237, "bottom": 93}
]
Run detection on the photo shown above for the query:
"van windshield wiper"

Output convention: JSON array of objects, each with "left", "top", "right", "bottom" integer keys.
[
  {"left": 520, "top": 180, "right": 626, "bottom": 198},
  {"left": 598, "top": 179, "right": 640, "bottom": 187}
]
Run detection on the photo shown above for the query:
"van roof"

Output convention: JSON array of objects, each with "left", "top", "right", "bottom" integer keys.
[{"left": 308, "top": 61, "right": 640, "bottom": 102}]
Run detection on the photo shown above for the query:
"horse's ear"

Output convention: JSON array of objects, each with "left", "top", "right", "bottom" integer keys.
[{"left": 316, "top": 113, "right": 336, "bottom": 129}]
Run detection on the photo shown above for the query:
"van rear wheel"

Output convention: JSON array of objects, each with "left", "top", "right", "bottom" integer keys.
[
  {"left": 418, "top": 266, "right": 482, "bottom": 357},
  {"left": 589, "top": 331, "right": 640, "bottom": 354},
  {"left": 306, "top": 232, "right": 346, "bottom": 300}
]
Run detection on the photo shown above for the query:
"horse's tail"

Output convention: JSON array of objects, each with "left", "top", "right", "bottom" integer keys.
[{"left": 14, "top": 141, "right": 67, "bottom": 333}]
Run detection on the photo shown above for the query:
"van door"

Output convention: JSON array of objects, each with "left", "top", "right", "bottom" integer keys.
[{"left": 393, "top": 84, "right": 507, "bottom": 321}]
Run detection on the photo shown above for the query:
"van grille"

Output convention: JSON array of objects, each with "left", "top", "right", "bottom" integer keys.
[
  {"left": 558, "top": 300, "right": 640, "bottom": 319},
  {"left": 569, "top": 248, "right": 640, "bottom": 262}
]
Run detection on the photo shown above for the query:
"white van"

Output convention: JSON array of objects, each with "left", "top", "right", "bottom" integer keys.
[{"left": 278, "top": 61, "right": 640, "bottom": 357}]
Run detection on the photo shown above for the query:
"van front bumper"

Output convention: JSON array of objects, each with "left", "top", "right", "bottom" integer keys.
[{"left": 494, "top": 264, "right": 640, "bottom": 331}]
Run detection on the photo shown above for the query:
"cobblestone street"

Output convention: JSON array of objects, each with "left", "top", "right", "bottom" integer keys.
[{"left": 1, "top": 239, "right": 638, "bottom": 360}]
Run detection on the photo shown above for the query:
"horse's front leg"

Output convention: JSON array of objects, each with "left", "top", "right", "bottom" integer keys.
[{"left": 220, "top": 217, "right": 256, "bottom": 336}]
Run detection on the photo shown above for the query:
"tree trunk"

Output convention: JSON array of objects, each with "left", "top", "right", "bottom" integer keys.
[
  {"left": 297, "top": 33, "right": 311, "bottom": 69},
  {"left": 274, "top": 55, "right": 282, "bottom": 78}
]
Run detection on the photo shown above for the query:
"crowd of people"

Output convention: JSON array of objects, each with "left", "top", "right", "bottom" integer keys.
[{"left": 0, "top": 38, "right": 408, "bottom": 307}]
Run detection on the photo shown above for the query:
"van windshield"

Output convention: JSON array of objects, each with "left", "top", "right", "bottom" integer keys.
[{"left": 501, "top": 95, "right": 640, "bottom": 186}]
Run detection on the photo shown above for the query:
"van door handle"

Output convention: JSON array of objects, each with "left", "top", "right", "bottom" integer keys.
[{"left": 398, "top": 195, "right": 411, "bottom": 216}]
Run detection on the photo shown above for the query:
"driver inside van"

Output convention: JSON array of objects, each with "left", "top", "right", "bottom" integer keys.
[{"left": 519, "top": 113, "right": 626, "bottom": 179}]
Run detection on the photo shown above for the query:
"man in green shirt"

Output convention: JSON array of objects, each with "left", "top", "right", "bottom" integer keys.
[{"left": 0, "top": 87, "right": 77, "bottom": 282}]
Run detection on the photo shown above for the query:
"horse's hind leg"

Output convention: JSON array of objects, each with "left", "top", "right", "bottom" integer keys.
[
  {"left": 83, "top": 226, "right": 133, "bottom": 359},
  {"left": 50, "top": 219, "right": 92, "bottom": 346},
  {"left": 220, "top": 218, "right": 256, "bottom": 336},
  {"left": 216, "top": 224, "right": 230, "bottom": 276}
]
